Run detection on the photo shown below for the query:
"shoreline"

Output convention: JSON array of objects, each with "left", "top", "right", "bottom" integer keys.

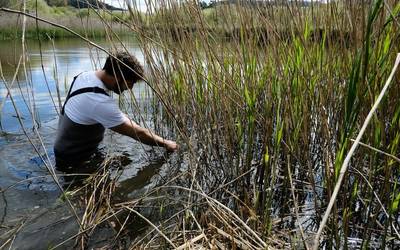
[{"left": 0, "top": 5, "right": 131, "bottom": 40}]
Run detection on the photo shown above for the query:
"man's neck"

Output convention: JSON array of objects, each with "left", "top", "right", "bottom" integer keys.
[{"left": 95, "top": 70, "right": 115, "bottom": 91}]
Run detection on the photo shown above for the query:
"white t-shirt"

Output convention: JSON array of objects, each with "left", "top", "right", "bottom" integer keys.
[{"left": 64, "top": 71, "right": 129, "bottom": 128}]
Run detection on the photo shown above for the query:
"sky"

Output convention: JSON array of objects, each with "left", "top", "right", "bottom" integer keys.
[
  {"left": 103, "top": 0, "right": 148, "bottom": 12},
  {"left": 103, "top": 0, "right": 326, "bottom": 13},
  {"left": 104, "top": 0, "right": 198, "bottom": 12}
]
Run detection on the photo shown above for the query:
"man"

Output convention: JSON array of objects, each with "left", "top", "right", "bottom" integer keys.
[{"left": 54, "top": 51, "right": 178, "bottom": 171}]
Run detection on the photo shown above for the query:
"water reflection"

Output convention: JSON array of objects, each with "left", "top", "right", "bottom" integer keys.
[
  {"left": 0, "top": 37, "right": 166, "bottom": 248},
  {"left": 0, "top": 37, "right": 144, "bottom": 132}
]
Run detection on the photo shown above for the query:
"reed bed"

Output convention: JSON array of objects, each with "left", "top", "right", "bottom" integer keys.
[
  {"left": 128, "top": 0, "right": 400, "bottom": 248},
  {"left": 0, "top": 1, "right": 130, "bottom": 40},
  {"left": 1, "top": 0, "right": 400, "bottom": 249}
]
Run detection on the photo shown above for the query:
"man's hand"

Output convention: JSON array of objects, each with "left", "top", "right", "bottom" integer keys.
[
  {"left": 164, "top": 139, "right": 179, "bottom": 152},
  {"left": 111, "top": 119, "right": 179, "bottom": 152}
]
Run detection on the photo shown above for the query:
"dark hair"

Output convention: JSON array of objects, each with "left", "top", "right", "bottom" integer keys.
[{"left": 103, "top": 51, "right": 144, "bottom": 83}]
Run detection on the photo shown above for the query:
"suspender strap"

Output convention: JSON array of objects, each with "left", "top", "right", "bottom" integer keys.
[
  {"left": 61, "top": 74, "right": 110, "bottom": 115},
  {"left": 67, "top": 87, "right": 109, "bottom": 99}
]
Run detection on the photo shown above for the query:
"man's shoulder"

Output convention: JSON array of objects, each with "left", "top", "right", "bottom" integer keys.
[
  {"left": 75, "top": 71, "right": 96, "bottom": 83},
  {"left": 73, "top": 71, "right": 105, "bottom": 90},
  {"left": 68, "top": 72, "right": 111, "bottom": 106}
]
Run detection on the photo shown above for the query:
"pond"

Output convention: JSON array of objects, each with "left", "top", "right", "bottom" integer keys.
[{"left": 0, "top": 37, "right": 170, "bottom": 249}]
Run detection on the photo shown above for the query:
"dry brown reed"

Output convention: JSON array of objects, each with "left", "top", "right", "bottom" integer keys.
[
  {"left": 1, "top": 0, "right": 400, "bottom": 249},
  {"left": 124, "top": 1, "right": 400, "bottom": 249}
]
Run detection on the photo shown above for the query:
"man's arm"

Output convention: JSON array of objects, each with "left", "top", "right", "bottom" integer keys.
[{"left": 110, "top": 119, "right": 178, "bottom": 152}]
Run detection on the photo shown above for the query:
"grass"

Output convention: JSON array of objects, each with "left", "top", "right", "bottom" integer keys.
[
  {"left": 0, "top": 0, "right": 131, "bottom": 40},
  {"left": 129, "top": 1, "right": 400, "bottom": 248},
  {"left": 1, "top": 0, "right": 400, "bottom": 249}
]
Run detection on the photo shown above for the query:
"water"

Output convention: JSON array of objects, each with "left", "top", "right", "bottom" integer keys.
[
  {"left": 0, "top": 38, "right": 147, "bottom": 132},
  {"left": 0, "top": 37, "right": 169, "bottom": 248}
]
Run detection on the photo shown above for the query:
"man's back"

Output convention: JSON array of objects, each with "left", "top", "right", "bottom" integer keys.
[
  {"left": 54, "top": 71, "right": 127, "bottom": 164},
  {"left": 63, "top": 71, "right": 128, "bottom": 128},
  {"left": 54, "top": 52, "right": 178, "bottom": 169}
]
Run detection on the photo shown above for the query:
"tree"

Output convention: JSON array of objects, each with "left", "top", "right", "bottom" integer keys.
[
  {"left": 199, "top": 1, "right": 208, "bottom": 9},
  {"left": 0, "top": 0, "right": 10, "bottom": 8},
  {"left": 45, "top": 0, "right": 67, "bottom": 7}
]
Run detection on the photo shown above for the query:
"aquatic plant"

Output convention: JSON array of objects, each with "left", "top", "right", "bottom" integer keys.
[{"left": 1, "top": 0, "right": 400, "bottom": 249}]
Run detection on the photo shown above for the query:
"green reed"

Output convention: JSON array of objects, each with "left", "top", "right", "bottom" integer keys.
[
  {"left": 2, "top": 0, "right": 400, "bottom": 248},
  {"left": 124, "top": 0, "right": 400, "bottom": 248}
]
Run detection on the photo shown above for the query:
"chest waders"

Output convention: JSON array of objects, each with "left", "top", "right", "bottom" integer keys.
[{"left": 54, "top": 74, "right": 109, "bottom": 166}]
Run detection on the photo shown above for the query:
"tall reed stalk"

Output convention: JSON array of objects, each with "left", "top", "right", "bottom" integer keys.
[
  {"left": 128, "top": 0, "right": 400, "bottom": 248},
  {"left": 1, "top": 0, "right": 400, "bottom": 248}
]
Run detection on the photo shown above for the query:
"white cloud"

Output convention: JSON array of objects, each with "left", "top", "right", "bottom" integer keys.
[
  {"left": 103, "top": 0, "right": 328, "bottom": 13},
  {"left": 103, "top": 0, "right": 149, "bottom": 12}
]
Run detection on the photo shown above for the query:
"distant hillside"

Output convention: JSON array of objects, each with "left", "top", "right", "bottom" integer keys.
[{"left": 0, "top": 0, "right": 123, "bottom": 10}]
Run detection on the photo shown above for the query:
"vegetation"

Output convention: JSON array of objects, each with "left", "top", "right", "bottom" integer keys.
[
  {"left": 0, "top": 0, "right": 129, "bottom": 40},
  {"left": 126, "top": 0, "right": 400, "bottom": 248},
  {"left": 1, "top": 0, "right": 400, "bottom": 249}
]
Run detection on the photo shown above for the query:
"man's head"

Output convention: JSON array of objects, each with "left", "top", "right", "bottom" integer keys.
[{"left": 103, "top": 51, "right": 144, "bottom": 94}]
